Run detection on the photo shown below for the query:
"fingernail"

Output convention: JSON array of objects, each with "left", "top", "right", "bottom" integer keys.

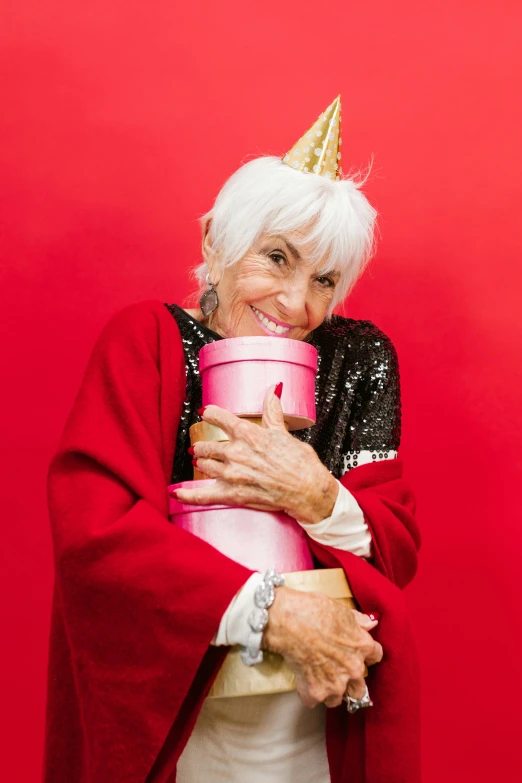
[
  {"left": 169, "top": 489, "right": 178, "bottom": 498},
  {"left": 274, "top": 382, "right": 283, "bottom": 399},
  {"left": 367, "top": 612, "right": 380, "bottom": 622},
  {"left": 191, "top": 458, "right": 198, "bottom": 466},
  {"left": 197, "top": 407, "right": 207, "bottom": 416},
  {"left": 188, "top": 446, "right": 195, "bottom": 455}
]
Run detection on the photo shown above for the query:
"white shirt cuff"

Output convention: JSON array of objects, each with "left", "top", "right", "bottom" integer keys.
[
  {"left": 212, "top": 572, "right": 265, "bottom": 647},
  {"left": 298, "top": 479, "right": 372, "bottom": 558}
]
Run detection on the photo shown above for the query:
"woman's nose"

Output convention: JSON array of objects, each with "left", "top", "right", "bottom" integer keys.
[{"left": 275, "top": 279, "right": 309, "bottom": 317}]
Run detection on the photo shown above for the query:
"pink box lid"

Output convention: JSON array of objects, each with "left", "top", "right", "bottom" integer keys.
[{"left": 199, "top": 336, "right": 318, "bottom": 374}]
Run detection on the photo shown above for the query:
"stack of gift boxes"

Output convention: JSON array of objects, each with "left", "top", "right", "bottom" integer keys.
[{"left": 168, "top": 335, "right": 356, "bottom": 698}]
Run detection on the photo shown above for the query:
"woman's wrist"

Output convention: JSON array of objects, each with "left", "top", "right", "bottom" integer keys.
[
  {"left": 261, "top": 585, "right": 311, "bottom": 655},
  {"left": 261, "top": 585, "right": 292, "bottom": 654},
  {"left": 291, "top": 470, "right": 340, "bottom": 525}
]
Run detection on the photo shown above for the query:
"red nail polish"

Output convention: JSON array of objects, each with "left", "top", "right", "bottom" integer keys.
[
  {"left": 274, "top": 382, "right": 283, "bottom": 399},
  {"left": 368, "top": 612, "right": 380, "bottom": 622},
  {"left": 197, "top": 407, "right": 207, "bottom": 416},
  {"left": 169, "top": 489, "right": 178, "bottom": 498},
  {"left": 188, "top": 446, "right": 195, "bottom": 455}
]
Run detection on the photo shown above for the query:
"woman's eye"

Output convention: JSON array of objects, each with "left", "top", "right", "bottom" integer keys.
[
  {"left": 316, "top": 276, "right": 335, "bottom": 288},
  {"left": 269, "top": 252, "right": 287, "bottom": 265}
]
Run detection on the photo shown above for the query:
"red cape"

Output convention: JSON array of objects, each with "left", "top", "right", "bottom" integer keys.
[{"left": 44, "top": 300, "right": 421, "bottom": 783}]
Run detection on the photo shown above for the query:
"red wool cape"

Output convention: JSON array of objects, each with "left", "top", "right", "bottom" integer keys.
[{"left": 44, "top": 300, "right": 422, "bottom": 783}]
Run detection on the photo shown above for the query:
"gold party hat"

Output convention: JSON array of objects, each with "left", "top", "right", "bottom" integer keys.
[{"left": 282, "top": 95, "right": 342, "bottom": 180}]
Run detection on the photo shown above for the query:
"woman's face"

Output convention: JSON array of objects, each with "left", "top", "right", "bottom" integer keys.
[{"left": 203, "top": 226, "right": 340, "bottom": 341}]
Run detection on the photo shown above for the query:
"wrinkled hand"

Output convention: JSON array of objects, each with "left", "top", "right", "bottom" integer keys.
[
  {"left": 171, "top": 385, "right": 339, "bottom": 525},
  {"left": 263, "top": 587, "right": 383, "bottom": 708}
]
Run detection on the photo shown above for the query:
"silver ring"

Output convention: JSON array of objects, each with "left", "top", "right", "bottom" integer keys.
[{"left": 343, "top": 684, "right": 373, "bottom": 714}]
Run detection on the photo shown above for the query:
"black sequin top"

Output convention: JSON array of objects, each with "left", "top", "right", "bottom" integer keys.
[{"left": 164, "top": 304, "right": 401, "bottom": 486}]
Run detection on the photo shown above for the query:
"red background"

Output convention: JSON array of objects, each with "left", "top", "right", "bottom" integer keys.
[{"left": 1, "top": 2, "right": 521, "bottom": 780}]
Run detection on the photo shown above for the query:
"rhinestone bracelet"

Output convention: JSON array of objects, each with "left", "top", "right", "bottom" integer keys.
[{"left": 240, "top": 569, "right": 285, "bottom": 666}]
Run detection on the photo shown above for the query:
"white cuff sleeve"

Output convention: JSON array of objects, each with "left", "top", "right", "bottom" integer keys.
[
  {"left": 298, "top": 479, "right": 372, "bottom": 558},
  {"left": 211, "top": 572, "right": 265, "bottom": 647}
]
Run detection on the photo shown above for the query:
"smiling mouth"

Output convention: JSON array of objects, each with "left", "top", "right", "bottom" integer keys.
[{"left": 250, "top": 305, "right": 293, "bottom": 334}]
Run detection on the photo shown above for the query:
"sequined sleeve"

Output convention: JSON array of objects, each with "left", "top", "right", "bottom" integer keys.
[{"left": 340, "top": 329, "right": 401, "bottom": 474}]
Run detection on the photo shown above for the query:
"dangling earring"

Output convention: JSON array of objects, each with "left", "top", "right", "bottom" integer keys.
[{"left": 199, "top": 273, "right": 219, "bottom": 317}]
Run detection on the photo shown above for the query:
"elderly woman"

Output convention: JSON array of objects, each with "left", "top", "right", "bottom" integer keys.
[{"left": 44, "top": 99, "right": 421, "bottom": 783}]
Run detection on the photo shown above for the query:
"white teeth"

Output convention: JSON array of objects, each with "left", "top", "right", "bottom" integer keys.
[{"left": 251, "top": 306, "right": 290, "bottom": 334}]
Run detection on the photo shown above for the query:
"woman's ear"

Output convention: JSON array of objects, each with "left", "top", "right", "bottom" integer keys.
[
  {"left": 201, "top": 217, "right": 213, "bottom": 265},
  {"left": 201, "top": 217, "right": 220, "bottom": 284}
]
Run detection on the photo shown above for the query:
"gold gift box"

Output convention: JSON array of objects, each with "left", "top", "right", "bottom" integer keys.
[
  {"left": 208, "top": 568, "right": 357, "bottom": 699},
  {"left": 189, "top": 419, "right": 288, "bottom": 480},
  {"left": 190, "top": 421, "right": 231, "bottom": 480}
]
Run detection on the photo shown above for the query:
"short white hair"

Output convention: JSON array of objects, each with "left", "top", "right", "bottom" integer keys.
[{"left": 193, "top": 156, "right": 377, "bottom": 316}]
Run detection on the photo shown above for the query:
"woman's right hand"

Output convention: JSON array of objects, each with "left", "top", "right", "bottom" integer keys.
[{"left": 262, "top": 587, "right": 383, "bottom": 709}]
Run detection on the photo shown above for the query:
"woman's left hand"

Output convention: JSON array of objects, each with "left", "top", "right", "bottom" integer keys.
[{"left": 170, "top": 385, "right": 339, "bottom": 525}]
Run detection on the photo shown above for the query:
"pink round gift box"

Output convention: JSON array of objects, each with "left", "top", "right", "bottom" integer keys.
[
  {"left": 199, "top": 336, "right": 318, "bottom": 431},
  {"left": 168, "top": 479, "right": 314, "bottom": 573}
]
